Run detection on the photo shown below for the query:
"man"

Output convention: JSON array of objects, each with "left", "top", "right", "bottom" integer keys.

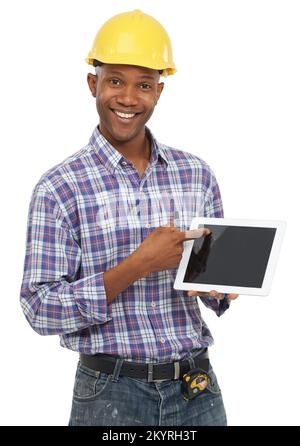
[{"left": 20, "top": 9, "right": 238, "bottom": 426}]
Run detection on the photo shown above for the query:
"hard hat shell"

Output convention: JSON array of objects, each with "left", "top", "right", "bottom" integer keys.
[{"left": 85, "top": 9, "right": 176, "bottom": 77}]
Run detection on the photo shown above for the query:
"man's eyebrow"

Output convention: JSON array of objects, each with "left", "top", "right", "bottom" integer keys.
[
  {"left": 138, "top": 74, "right": 157, "bottom": 80},
  {"left": 105, "top": 71, "right": 157, "bottom": 80}
]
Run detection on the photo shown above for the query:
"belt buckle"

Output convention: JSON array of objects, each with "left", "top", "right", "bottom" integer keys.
[
  {"left": 147, "top": 363, "right": 154, "bottom": 382},
  {"left": 174, "top": 361, "right": 180, "bottom": 380},
  {"left": 147, "top": 360, "right": 180, "bottom": 382}
]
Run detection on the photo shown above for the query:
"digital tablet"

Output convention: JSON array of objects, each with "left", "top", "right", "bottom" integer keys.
[{"left": 174, "top": 218, "right": 286, "bottom": 296}]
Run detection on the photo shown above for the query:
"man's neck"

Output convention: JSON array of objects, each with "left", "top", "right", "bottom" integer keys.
[{"left": 98, "top": 125, "right": 151, "bottom": 164}]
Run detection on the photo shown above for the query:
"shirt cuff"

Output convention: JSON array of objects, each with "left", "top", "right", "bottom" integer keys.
[
  {"left": 73, "top": 272, "right": 112, "bottom": 324},
  {"left": 200, "top": 293, "right": 231, "bottom": 317}
]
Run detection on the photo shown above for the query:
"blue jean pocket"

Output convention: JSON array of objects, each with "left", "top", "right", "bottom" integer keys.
[{"left": 72, "top": 362, "right": 112, "bottom": 401}]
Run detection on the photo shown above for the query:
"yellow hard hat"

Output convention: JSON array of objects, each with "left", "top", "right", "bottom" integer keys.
[{"left": 85, "top": 9, "right": 176, "bottom": 77}]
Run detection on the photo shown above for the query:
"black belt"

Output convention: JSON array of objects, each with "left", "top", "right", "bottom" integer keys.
[{"left": 79, "top": 348, "right": 209, "bottom": 382}]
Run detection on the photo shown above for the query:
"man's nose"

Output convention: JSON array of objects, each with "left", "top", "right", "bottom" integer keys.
[{"left": 116, "top": 85, "right": 138, "bottom": 106}]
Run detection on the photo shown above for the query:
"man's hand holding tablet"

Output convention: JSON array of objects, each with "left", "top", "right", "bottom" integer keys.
[{"left": 186, "top": 289, "right": 239, "bottom": 300}]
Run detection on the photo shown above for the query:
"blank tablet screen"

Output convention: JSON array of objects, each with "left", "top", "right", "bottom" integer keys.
[{"left": 183, "top": 225, "right": 277, "bottom": 287}]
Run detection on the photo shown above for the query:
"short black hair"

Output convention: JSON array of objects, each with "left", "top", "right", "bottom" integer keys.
[
  {"left": 93, "top": 59, "right": 163, "bottom": 75},
  {"left": 93, "top": 59, "right": 103, "bottom": 68}
]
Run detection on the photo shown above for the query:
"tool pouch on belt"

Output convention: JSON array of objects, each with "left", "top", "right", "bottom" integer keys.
[{"left": 181, "top": 367, "right": 210, "bottom": 401}]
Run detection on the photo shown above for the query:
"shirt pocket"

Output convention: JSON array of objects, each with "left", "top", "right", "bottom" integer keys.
[
  {"left": 156, "top": 186, "right": 207, "bottom": 230},
  {"left": 80, "top": 190, "right": 141, "bottom": 261}
]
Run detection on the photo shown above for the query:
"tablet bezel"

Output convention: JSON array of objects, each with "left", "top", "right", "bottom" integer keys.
[{"left": 174, "top": 217, "right": 286, "bottom": 296}]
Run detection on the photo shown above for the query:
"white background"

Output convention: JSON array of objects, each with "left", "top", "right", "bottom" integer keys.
[{"left": 0, "top": 0, "right": 299, "bottom": 426}]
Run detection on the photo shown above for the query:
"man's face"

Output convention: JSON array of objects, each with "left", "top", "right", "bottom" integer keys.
[{"left": 87, "top": 64, "right": 164, "bottom": 144}]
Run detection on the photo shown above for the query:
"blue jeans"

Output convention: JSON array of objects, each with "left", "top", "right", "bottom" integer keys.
[{"left": 68, "top": 360, "right": 227, "bottom": 426}]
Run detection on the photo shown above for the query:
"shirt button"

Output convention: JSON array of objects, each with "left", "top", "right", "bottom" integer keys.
[
  {"left": 121, "top": 161, "right": 127, "bottom": 166},
  {"left": 151, "top": 302, "right": 156, "bottom": 308},
  {"left": 146, "top": 223, "right": 151, "bottom": 229},
  {"left": 160, "top": 338, "right": 165, "bottom": 344}
]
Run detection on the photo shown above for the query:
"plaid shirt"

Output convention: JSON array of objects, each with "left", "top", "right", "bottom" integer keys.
[{"left": 20, "top": 125, "right": 230, "bottom": 363}]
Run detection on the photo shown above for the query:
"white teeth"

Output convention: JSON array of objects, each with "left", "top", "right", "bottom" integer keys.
[{"left": 114, "top": 110, "right": 136, "bottom": 119}]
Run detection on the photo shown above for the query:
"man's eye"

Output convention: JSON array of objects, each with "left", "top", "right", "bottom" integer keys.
[
  {"left": 140, "top": 83, "right": 151, "bottom": 90},
  {"left": 109, "top": 79, "right": 120, "bottom": 86}
]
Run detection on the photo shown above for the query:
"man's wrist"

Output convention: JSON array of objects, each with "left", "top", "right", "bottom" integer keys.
[{"left": 129, "top": 249, "right": 151, "bottom": 279}]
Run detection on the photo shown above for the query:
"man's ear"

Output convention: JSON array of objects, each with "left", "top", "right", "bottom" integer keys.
[
  {"left": 87, "top": 73, "right": 97, "bottom": 98},
  {"left": 155, "top": 82, "right": 164, "bottom": 104}
]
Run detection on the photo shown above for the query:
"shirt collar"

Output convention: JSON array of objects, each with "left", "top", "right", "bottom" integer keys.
[{"left": 90, "top": 125, "right": 168, "bottom": 175}]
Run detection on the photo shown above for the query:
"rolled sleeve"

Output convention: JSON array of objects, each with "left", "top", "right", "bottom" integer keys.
[{"left": 73, "top": 272, "right": 110, "bottom": 324}]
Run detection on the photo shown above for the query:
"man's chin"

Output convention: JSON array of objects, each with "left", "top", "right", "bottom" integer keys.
[{"left": 106, "top": 125, "right": 144, "bottom": 143}]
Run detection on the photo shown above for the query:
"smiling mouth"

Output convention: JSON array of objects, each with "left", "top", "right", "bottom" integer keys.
[{"left": 111, "top": 109, "right": 141, "bottom": 122}]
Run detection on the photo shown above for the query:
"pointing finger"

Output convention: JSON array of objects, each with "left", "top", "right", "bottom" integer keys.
[{"left": 183, "top": 228, "right": 211, "bottom": 241}]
